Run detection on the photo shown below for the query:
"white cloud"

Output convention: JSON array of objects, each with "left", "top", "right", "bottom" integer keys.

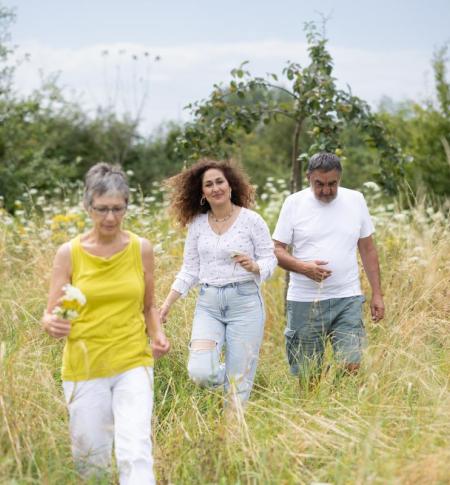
[{"left": 12, "top": 40, "right": 433, "bottom": 133}]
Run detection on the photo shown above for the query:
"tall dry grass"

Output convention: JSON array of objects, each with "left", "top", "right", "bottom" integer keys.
[{"left": 0, "top": 182, "right": 449, "bottom": 484}]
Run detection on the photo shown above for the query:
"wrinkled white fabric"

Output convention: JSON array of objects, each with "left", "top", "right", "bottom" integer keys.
[
  {"left": 273, "top": 187, "right": 374, "bottom": 301},
  {"left": 172, "top": 207, "right": 276, "bottom": 296},
  {"left": 63, "top": 366, "right": 155, "bottom": 485}
]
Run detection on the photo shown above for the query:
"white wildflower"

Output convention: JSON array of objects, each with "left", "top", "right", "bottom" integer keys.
[{"left": 363, "top": 181, "right": 381, "bottom": 192}]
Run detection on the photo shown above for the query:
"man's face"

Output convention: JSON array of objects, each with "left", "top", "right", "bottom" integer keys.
[{"left": 307, "top": 169, "right": 341, "bottom": 203}]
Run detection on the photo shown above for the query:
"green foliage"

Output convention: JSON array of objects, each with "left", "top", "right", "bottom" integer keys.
[
  {"left": 433, "top": 44, "right": 450, "bottom": 118},
  {"left": 176, "top": 22, "right": 406, "bottom": 194},
  {"left": 236, "top": 116, "right": 297, "bottom": 187},
  {"left": 372, "top": 44, "right": 450, "bottom": 199},
  {"left": 0, "top": 9, "right": 448, "bottom": 208},
  {"left": 0, "top": 81, "right": 186, "bottom": 209},
  {"left": 130, "top": 122, "right": 186, "bottom": 188},
  {"left": 379, "top": 101, "right": 450, "bottom": 198},
  {"left": 0, "top": 6, "right": 185, "bottom": 209}
]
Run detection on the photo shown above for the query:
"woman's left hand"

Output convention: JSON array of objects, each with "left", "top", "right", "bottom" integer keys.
[
  {"left": 233, "top": 254, "right": 259, "bottom": 274},
  {"left": 150, "top": 330, "right": 171, "bottom": 359}
]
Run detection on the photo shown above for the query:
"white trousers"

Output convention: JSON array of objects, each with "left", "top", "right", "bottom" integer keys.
[{"left": 63, "top": 366, "right": 155, "bottom": 485}]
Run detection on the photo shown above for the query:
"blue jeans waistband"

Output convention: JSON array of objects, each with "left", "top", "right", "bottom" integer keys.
[{"left": 202, "top": 280, "right": 255, "bottom": 289}]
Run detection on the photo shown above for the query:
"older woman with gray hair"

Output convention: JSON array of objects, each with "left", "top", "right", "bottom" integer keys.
[{"left": 42, "top": 162, "right": 170, "bottom": 484}]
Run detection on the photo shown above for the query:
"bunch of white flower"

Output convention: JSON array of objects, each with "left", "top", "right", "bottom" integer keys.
[{"left": 53, "top": 284, "right": 87, "bottom": 320}]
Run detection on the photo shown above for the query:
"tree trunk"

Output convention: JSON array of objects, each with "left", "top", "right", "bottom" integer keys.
[
  {"left": 286, "top": 120, "right": 303, "bottom": 312},
  {"left": 290, "top": 121, "right": 303, "bottom": 193}
]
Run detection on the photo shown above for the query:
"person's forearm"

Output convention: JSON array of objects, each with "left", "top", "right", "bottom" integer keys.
[
  {"left": 162, "top": 289, "right": 182, "bottom": 309},
  {"left": 274, "top": 245, "right": 332, "bottom": 282},
  {"left": 145, "top": 307, "right": 163, "bottom": 337},
  {"left": 158, "top": 289, "right": 182, "bottom": 323},
  {"left": 361, "top": 248, "right": 382, "bottom": 296},
  {"left": 274, "top": 247, "right": 305, "bottom": 274}
]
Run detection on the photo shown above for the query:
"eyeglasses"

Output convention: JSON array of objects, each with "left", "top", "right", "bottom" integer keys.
[{"left": 90, "top": 205, "right": 127, "bottom": 217}]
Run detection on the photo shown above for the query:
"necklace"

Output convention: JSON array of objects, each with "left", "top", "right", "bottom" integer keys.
[{"left": 210, "top": 204, "right": 234, "bottom": 223}]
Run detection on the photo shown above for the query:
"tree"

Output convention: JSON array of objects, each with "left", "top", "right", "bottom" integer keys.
[
  {"left": 176, "top": 22, "right": 406, "bottom": 194},
  {"left": 377, "top": 44, "right": 450, "bottom": 199},
  {"left": 433, "top": 44, "right": 450, "bottom": 119}
]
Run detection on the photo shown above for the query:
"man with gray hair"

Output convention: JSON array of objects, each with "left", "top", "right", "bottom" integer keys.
[{"left": 273, "top": 152, "right": 384, "bottom": 381}]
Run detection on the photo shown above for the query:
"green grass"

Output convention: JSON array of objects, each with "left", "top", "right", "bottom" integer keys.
[{"left": 0, "top": 193, "right": 449, "bottom": 484}]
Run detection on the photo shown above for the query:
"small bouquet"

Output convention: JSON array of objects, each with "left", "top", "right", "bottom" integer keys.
[
  {"left": 229, "top": 249, "right": 246, "bottom": 259},
  {"left": 53, "top": 284, "right": 86, "bottom": 320}
]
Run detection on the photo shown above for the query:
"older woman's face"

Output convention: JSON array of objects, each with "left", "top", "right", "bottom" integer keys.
[
  {"left": 202, "top": 168, "right": 231, "bottom": 207},
  {"left": 89, "top": 193, "right": 127, "bottom": 234}
]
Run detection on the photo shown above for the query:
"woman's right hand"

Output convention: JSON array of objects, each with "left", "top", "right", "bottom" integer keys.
[
  {"left": 150, "top": 330, "right": 171, "bottom": 359},
  {"left": 42, "top": 312, "right": 71, "bottom": 339},
  {"left": 159, "top": 290, "right": 182, "bottom": 324}
]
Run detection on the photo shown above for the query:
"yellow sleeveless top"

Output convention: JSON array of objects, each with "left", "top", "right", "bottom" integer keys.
[{"left": 62, "top": 231, "right": 153, "bottom": 381}]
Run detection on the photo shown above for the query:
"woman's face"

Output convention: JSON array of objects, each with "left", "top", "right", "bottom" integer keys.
[
  {"left": 202, "top": 168, "right": 231, "bottom": 208},
  {"left": 89, "top": 193, "right": 127, "bottom": 235}
]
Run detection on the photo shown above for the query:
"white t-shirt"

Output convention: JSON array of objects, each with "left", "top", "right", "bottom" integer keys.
[
  {"left": 172, "top": 207, "right": 277, "bottom": 296},
  {"left": 272, "top": 187, "right": 374, "bottom": 302}
]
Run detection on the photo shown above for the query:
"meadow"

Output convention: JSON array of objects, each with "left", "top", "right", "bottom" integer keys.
[{"left": 0, "top": 179, "right": 449, "bottom": 484}]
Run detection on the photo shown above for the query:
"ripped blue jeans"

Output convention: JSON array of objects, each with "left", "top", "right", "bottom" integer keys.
[{"left": 188, "top": 281, "right": 265, "bottom": 404}]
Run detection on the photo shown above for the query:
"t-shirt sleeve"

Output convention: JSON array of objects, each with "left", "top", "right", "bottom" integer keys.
[
  {"left": 359, "top": 193, "right": 375, "bottom": 238},
  {"left": 272, "top": 197, "right": 294, "bottom": 244}
]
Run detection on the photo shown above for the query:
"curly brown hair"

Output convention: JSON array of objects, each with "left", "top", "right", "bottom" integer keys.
[{"left": 165, "top": 159, "right": 255, "bottom": 226}]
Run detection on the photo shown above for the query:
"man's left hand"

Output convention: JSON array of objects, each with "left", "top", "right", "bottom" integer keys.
[{"left": 371, "top": 294, "right": 385, "bottom": 322}]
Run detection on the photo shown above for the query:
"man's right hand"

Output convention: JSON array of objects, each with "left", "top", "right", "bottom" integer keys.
[
  {"left": 300, "top": 260, "right": 332, "bottom": 282},
  {"left": 274, "top": 241, "right": 332, "bottom": 283}
]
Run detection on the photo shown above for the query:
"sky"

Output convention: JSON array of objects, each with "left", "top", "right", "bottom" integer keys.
[{"left": 5, "top": 0, "right": 450, "bottom": 134}]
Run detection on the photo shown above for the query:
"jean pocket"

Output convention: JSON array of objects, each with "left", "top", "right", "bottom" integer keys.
[
  {"left": 284, "top": 327, "right": 300, "bottom": 367},
  {"left": 284, "top": 328, "right": 296, "bottom": 339},
  {"left": 359, "top": 317, "right": 366, "bottom": 331},
  {"left": 236, "top": 281, "right": 259, "bottom": 296},
  {"left": 199, "top": 284, "right": 206, "bottom": 296}
]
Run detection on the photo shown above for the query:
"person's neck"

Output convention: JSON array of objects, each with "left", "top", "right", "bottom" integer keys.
[
  {"left": 210, "top": 202, "right": 234, "bottom": 220},
  {"left": 89, "top": 229, "right": 124, "bottom": 245}
]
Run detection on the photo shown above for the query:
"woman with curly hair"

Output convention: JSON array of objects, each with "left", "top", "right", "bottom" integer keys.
[{"left": 160, "top": 159, "right": 276, "bottom": 408}]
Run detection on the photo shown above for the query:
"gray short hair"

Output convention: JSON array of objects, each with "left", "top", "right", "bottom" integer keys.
[
  {"left": 307, "top": 152, "right": 342, "bottom": 174},
  {"left": 83, "top": 162, "right": 129, "bottom": 209}
]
